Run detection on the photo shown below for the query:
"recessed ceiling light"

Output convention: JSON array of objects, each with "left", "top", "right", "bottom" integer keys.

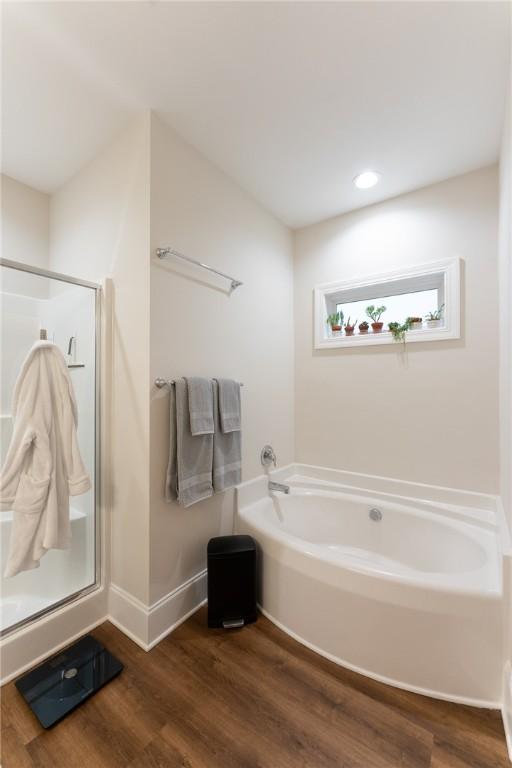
[{"left": 353, "top": 171, "right": 380, "bottom": 189}]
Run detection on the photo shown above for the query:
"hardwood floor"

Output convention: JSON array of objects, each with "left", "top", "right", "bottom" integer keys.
[{"left": 1, "top": 607, "right": 510, "bottom": 767}]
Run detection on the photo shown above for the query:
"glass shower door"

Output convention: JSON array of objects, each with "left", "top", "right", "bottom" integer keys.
[{"left": 0, "top": 261, "right": 100, "bottom": 636}]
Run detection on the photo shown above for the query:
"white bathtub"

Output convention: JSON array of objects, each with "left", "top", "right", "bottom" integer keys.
[{"left": 235, "top": 464, "right": 511, "bottom": 707}]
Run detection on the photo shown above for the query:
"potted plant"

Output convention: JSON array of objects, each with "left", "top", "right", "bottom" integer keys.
[
  {"left": 407, "top": 316, "right": 423, "bottom": 330},
  {"left": 327, "top": 311, "right": 343, "bottom": 334},
  {"left": 344, "top": 317, "right": 356, "bottom": 336},
  {"left": 424, "top": 304, "right": 445, "bottom": 328},
  {"left": 388, "top": 318, "right": 412, "bottom": 344},
  {"left": 366, "top": 305, "right": 386, "bottom": 332},
  {"left": 358, "top": 320, "right": 369, "bottom": 334}
]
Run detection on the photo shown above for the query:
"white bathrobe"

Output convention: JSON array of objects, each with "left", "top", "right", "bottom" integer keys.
[{"left": 0, "top": 341, "right": 91, "bottom": 577}]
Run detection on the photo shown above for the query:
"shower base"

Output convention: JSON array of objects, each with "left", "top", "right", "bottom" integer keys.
[
  {"left": 1, "top": 507, "right": 94, "bottom": 634},
  {"left": 1, "top": 595, "right": 52, "bottom": 631}
]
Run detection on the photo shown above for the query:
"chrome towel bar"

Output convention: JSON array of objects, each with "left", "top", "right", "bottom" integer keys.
[
  {"left": 155, "top": 248, "right": 243, "bottom": 291},
  {"left": 155, "top": 378, "right": 244, "bottom": 389}
]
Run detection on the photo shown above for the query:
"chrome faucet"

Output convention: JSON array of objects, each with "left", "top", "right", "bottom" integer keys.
[
  {"left": 261, "top": 445, "right": 277, "bottom": 468},
  {"left": 261, "top": 445, "right": 290, "bottom": 493},
  {"left": 268, "top": 481, "right": 290, "bottom": 494}
]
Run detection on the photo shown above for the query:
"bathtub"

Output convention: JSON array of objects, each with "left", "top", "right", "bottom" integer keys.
[{"left": 235, "top": 464, "right": 511, "bottom": 707}]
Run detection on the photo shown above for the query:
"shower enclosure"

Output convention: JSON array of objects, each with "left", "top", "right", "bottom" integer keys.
[{"left": 0, "top": 258, "right": 100, "bottom": 637}]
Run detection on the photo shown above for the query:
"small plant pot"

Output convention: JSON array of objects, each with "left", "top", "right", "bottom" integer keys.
[
  {"left": 345, "top": 327, "right": 355, "bottom": 336},
  {"left": 409, "top": 321, "right": 423, "bottom": 330},
  {"left": 371, "top": 322, "right": 384, "bottom": 333},
  {"left": 426, "top": 319, "right": 442, "bottom": 329},
  {"left": 358, "top": 324, "right": 369, "bottom": 334},
  {"left": 330, "top": 325, "right": 342, "bottom": 336}
]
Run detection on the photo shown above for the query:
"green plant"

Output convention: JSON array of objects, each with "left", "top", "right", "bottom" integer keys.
[
  {"left": 424, "top": 304, "right": 445, "bottom": 321},
  {"left": 388, "top": 318, "right": 412, "bottom": 344},
  {"left": 359, "top": 321, "right": 369, "bottom": 330},
  {"left": 366, "top": 305, "right": 386, "bottom": 323},
  {"left": 344, "top": 316, "right": 356, "bottom": 329},
  {"left": 326, "top": 311, "right": 343, "bottom": 328}
]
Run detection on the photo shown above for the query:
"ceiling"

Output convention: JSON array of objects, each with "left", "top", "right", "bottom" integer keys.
[{"left": 2, "top": 1, "right": 510, "bottom": 228}]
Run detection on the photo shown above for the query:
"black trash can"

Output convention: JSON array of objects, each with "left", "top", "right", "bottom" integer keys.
[{"left": 207, "top": 535, "right": 257, "bottom": 628}]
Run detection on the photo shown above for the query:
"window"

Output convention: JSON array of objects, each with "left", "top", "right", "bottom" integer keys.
[
  {"left": 336, "top": 289, "right": 439, "bottom": 329},
  {"left": 314, "top": 258, "right": 460, "bottom": 349}
]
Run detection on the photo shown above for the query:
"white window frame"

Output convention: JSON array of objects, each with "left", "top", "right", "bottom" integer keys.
[{"left": 314, "top": 257, "right": 461, "bottom": 349}]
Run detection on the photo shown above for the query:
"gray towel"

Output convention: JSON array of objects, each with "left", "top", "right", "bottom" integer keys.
[
  {"left": 213, "top": 380, "right": 242, "bottom": 492},
  {"left": 186, "top": 377, "right": 214, "bottom": 435},
  {"left": 165, "top": 379, "right": 213, "bottom": 507},
  {"left": 216, "top": 378, "right": 241, "bottom": 433}
]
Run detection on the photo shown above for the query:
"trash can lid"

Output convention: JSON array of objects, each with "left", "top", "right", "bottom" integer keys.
[{"left": 207, "top": 535, "right": 256, "bottom": 556}]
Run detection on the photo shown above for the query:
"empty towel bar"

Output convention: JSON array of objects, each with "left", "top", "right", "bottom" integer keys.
[{"left": 155, "top": 248, "right": 243, "bottom": 291}]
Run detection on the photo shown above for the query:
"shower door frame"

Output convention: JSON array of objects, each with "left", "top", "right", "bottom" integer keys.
[{"left": 0, "top": 258, "right": 102, "bottom": 638}]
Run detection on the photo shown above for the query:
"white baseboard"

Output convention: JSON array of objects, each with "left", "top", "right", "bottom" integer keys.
[
  {"left": 147, "top": 569, "right": 206, "bottom": 650},
  {"left": 108, "top": 583, "right": 150, "bottom": 648},
  {"left": 108, "top": 569, "right": 207, "bottom": 651},
  {"left": 502, "top": 663, "right": 512, "bottom": 763},
  {"left": 1, "top": 572, "right": 208, "bottom": 684}
]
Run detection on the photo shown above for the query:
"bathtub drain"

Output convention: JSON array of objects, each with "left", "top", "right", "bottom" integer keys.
[{"left": 369, "top": 508, "right": 383, "bottom": 522}]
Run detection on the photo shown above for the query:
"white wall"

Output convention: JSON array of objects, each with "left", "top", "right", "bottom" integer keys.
[
  {"left": 498, "top": 46, "right": 512, "bottom": 749},
  {"left": 0, "top": 175, "right": 49, "bottom": 460},
  {"left": 1, "top": 174, "right": 50, "bottom": 296},
  {"left": 499, "top": 90, "right": 512, "bottom": 521},
  {"left": 50, "top": 115, "right": 152, "bottom": 606},
  {"left": 294, "top": 166, "right": 500, "bottom": 494},
  {"left": 2, "top": 114, "right": 294, "bottom": 648},
  {"left": 0, "top": 118, "right": 153, "bottom": 676},
  {"left": 149, "top": 115, "right": 295, "bottom": 606},
  {"left": 1, "top": 174, "right": 49, "bottom": 266}
]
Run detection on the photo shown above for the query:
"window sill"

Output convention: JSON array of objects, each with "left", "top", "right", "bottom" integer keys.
[{"left": 317, "top": 324, "right": 457, "bottom": 349}]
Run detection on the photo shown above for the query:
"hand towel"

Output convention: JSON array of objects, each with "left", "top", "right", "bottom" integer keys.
[
  {"left": 0, "top": 341, "right": 91, "bottom": 577},
  {"left": 186, "top": 377, "right": 214, "bottom": 435},
  {"left": 216, "top": 378, "right": 241, "bottom": 433},
  {"left": 165, "top": 379, "right": 213, "bottom": 507},
  {"left": 165, "top": 382, "right": 178, "bottom": 502},
  {"left": 213, "top": 380, "right": 242, "bottom": 492}
]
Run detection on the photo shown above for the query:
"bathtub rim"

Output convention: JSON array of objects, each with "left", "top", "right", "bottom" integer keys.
[
  {"left": 237, "top": 489, "right": 502, "bottom": 600},
  {"left": 236, "top": 463, "right": 509, "bottom": 599},
  {"left": 237, "top": 462, "right": 510, "bottom": 548}
]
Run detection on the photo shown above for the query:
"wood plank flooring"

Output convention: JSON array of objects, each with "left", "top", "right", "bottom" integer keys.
[{"left": 1, "top": 607, "right": 509, "bottom": 767}]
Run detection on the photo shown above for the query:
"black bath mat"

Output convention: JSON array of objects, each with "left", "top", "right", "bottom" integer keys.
[{"left": 15, "top": 634, "right": 123, "bottom": 728}]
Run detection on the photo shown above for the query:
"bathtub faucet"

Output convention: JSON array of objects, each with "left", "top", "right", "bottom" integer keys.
[{"left": 268, "top": 481, "right": 290, "bottom": 494}]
